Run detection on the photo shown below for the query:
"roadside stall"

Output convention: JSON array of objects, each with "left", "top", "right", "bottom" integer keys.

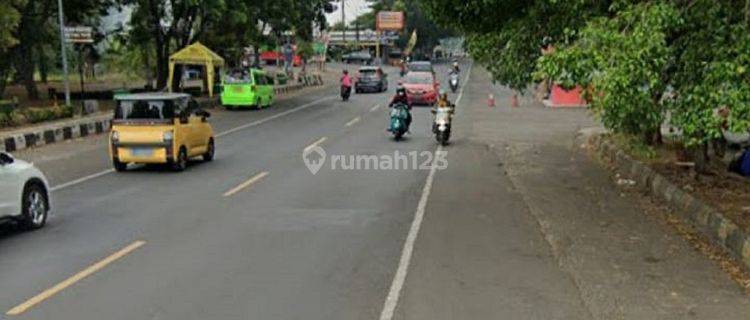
[{"left": 167, "top": 42, "right": 225, "bottom": 97}]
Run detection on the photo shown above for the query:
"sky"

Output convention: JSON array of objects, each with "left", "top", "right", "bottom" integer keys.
[{"left": 324, "top": 0, "right": 373, "bottom": 26}]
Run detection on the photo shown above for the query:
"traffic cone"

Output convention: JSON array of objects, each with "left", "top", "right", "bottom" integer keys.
[
  {"left": 487, "top": 93, "right": 495, "bottom": 107},
  {"left": 511, "top": 93, "right": 519, "bottom": 108}
]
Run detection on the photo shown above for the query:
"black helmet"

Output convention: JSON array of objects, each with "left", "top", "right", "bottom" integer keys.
[
  {"left": 343, "top": 69, "right": 348, "bottom": 74},
  {"left": 396, "top": 86, "right": 406, "bottom": 95}
]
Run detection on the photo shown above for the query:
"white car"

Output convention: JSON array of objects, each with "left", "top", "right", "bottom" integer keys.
[{"left": 0, "top": 152, "right": 51, "bottom": 229}]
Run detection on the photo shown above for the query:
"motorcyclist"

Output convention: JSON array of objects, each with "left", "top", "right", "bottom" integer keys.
[
  {"left": 432, "top": 90, "right": 454, "bottom": 132},
  {"left": 451, "top": 61, "right": 460, "bottom": 74},
  {"left": 340, "top": 70, "right": 352, "bottom": 99},
  {"left": 435, "top": 90, "right": 454, "bottom": 110},
  {"left": 340, "top": 70, "right": 352, "bottom": 88},
  {"left": 390, "top": 86, "right": 412, "bottom": 130}
]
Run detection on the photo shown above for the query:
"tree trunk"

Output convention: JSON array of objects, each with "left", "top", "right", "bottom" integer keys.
[
  {"left": 170, "top": 64, "right": 183, "bottom": 92},
  {"left": 253, "top": 45, "right": 260, "bottom": 68},
  {"left": 38, "top": 47, "right": 48, "bottom": 84},
  {"left": 155, "top": 44, "right": 169, "bottom": 89},
  {"left": 643, "top": 127, "right": 663, "bottom": 146},
  {"left": 148, "top": 0, "right": 169, "bottom": 89},
  {"left": 690, "top": 142, "right": 710, "bottom": 174},
  {"left": 0, "top": 54, "right": 10, "bottom": 98},
  {"left": 143, "top": 48, "right": 154, "bottom": 89},
  {"left": 15, "top": 44, "right": 39, "bottom": 100}
]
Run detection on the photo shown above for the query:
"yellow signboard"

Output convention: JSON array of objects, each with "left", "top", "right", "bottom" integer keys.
[{"left": 376, "top": 11, "right": 405, "bottom": 31}]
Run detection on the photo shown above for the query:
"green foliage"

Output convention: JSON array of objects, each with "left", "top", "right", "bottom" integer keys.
[
  {"left": 419, "top": 0, "right": 608, "bottom": 91},
  {"left": 0, "top": 0, "right": 24, "bottom": 51},
  {"left": 667, "top": 1, "right": 750, "bottom": 147},
  {"left": 420, "top": 0, "right": 750, "bottom": 165},
  {"left": 466, "top": 22, "right": 538, "bottom": 92},
  {"left": 539, "top": 3, "right": 679, "bottom": 140},
  {"left": 296, "top": 41, "right": 314, "bottom": 61},
  {"left": 0, "top": 104, "right": 73, "bottom": 128}
]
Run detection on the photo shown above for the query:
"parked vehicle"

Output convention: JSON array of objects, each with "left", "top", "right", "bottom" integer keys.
[
  {"left": 355, "top": 66, "right": 388, "bottom": 93},
  {"left": 407, "top": 61, "right": 434, "bottom": 74},
  {"left": 432, "top": 107, "right": 453, "bottom": 146},
  {"left": 110, "top": 93, "right": 215, "bottom": 172},
  {"left": 221, "top": 68, "right": 275, "bottom": 109},
  {"left": 0, "top": 152, "right": 51, "bottom": 230},
  {"left": 449, "top": 72, "right": 460, "bottom": 93},
  {"left": 342, "top": 51, "right": 373, "bottom": 64},
  {"left": 402, "top": 71, "right": 439, "bottom": 106},
  {"left": 388, "top": 102, "right": 410, "bottom": 141}
]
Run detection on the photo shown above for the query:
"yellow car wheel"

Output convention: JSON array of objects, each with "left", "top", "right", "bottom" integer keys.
[
  {"left": 203, "top": 139, "right": 215, "bottom": 162},
  {"left": 172, "top": 147, "right": 188, "bottom": 172},
  {"left": 113, "top": 159, "right": 127, "bottom": 172}
]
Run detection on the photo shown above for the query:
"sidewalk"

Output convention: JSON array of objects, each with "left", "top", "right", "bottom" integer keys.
[{"left": 394, "top": 65, "right": 750, "bottom": 319}]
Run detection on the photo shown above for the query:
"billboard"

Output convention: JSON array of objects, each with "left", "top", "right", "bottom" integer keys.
[{"left": 376, "top": 11, "right": 404, "bottom": 31}]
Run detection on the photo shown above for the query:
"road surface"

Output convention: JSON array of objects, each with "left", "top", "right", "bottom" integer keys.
[{"left": 2, "top": 61, "right": 749, "bottom": 320}]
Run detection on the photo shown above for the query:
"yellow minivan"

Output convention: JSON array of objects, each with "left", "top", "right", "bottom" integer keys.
[{"left": 109, "top": 93, "right": 215, "bottom": 172}]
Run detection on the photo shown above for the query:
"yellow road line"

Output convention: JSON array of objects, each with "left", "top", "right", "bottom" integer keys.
[
  {"left": 303, "top": 137, "right": 327, "bottom": 153},
  {"left": 222, "top": 171, "right": 269, "bottom": 197},
  {"left": 345, "top": 117, "right": 361, "bottom": 127},
  {"left": 7, "top": 240, "right": 146, "bottom": 316}
]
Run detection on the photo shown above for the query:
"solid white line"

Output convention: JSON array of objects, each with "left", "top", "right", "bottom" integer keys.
[
  {"left": 50, "top": 169, "right": 115, "bottom": 192},
  {"left": 222, "top": 171, "right": 269, "bottom": 197},
  {"left": 454, "top": 63, "right": 473, "bottom": 106},
  {"left": 216, "top": 95, "right": 335, "bottom": 138},
  {"left": 50, "top": 96, "right": 334, "bottom": 192},
  {"left": 378, "top": 62, "right": 472, "bottom": 320},
  {"left": 378, "top": 146, "right": 442, "bottom": 320},
  {"left": 370, "top": 104, "right": 381, "bottom": 112},
  {"left": 345, "top": 117, "right": 361, "bottom": 127},
  {"left": 303, "top": 137, "right": 327, "bottom": 153}
]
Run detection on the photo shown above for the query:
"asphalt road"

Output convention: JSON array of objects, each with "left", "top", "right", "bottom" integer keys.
[
  {"left": 4, "top": 60, "right": 749, "bottom": 320},
  {"left": 0, "top": 63, "right": 463, "bottom": 319}
]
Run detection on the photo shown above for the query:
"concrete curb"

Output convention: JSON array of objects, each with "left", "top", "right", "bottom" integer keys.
[
  {"left": 0, "top": 114, "right": 112, "bottom": 153},
  {"left": 583, "top": 132, "right": 750, "bottom": 270},
  {"left": 0, "top": 75, "right": 326, "bottom": 153}
]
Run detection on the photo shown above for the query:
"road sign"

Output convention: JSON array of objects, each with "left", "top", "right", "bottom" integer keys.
[
  {"left": 376, "top": 11, "right": 404, "bottom": 31},
  {"left": 64, "top": 26, "right": 93, "bottom": 43}
]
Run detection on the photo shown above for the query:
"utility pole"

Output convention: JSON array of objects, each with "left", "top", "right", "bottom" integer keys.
[
  {"left": 341, "top": 0, "right": 346, "bottom": 43},
  {"left": 355, "top": 20, "right": 360, "bottom": 46},
  {"left": 56, "top": 0, "right": 71, "bottom": 106}
]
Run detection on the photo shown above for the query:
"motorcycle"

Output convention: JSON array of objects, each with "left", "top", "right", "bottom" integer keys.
[
  {"left": 341, "top": 85, "right": 351, "bottom": 101},
  {"left": 449, "top": 73, "right": 459, "bottom": 93},
  {"left": 432, "top": 107, "right": 453, "bottom": 146},
  {"left": 388, "top": 103, "right": 410, "bottom": 141}
]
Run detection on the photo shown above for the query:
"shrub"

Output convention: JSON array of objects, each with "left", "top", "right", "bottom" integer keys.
[{"left": 0, "top": 112, "right": 10, "bottom": 127}]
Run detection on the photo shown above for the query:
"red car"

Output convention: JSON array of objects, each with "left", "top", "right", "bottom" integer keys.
[{"left": 402, "top": 71, "right": 439, "bottom": 105}]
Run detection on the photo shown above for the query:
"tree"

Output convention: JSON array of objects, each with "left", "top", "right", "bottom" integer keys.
[
  {"left": 422, "top": 0, "right": 750, "bottom": 170},
  {"left": 419, "top": 0, "right": 609, "bottom": 91},
  {"left": 0, "top": 0, "right": 24, "bottom": 97},
  {"left": 537, "top": 2, "right": 679, "bottom": 144},
  {"left": 123, "top": 0, "right": 225, "bottom": 89},
  {"left": 0, "top": 0, "right": 23, "bottom": 51},
  {"left": 3, "top": 0, "right": 110, "bottom": 100}
]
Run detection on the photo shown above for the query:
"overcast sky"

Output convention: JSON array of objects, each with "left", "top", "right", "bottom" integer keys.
[{"left": 324, "top": 0, "right": 373, "bottom": 26}]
